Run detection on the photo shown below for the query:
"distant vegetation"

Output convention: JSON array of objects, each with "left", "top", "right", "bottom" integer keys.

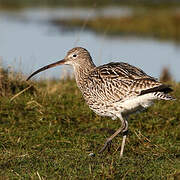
[
  {"left": 1, "top": 0, "right": 180, "bottom": 41},
  {"left": 1, "top": 0, "right": 180, "bottom": 9},
  {"left": 0, "top": 67, "right": 179, "bottom": 178},
  {"left": 53, "top": 9, "right": 180, "bottom": 41}
]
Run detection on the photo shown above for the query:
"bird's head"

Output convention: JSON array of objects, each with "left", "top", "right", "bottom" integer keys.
[
  {"left": 27, "top": 47, "right": 94, "bottom": 80},
  {"left": 64, "top": 47, "right": 92, "bottom": 66}
]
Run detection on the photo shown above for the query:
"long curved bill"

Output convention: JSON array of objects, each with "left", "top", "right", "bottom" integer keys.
[{"left": 27, "top": 59, "right": 66, "bottom": 81}]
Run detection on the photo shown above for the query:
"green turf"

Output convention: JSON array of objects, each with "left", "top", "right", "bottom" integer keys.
[
  {"left": 54, "top": 9, "right": 180, "bottom": 42},
  {"left": 0, "top": 71, "right": 180, "bottom": 179}
]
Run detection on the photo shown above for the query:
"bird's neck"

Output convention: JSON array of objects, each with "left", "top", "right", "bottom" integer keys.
[{"left": 73, "top": 62, "right": 95, "bottom": 91}]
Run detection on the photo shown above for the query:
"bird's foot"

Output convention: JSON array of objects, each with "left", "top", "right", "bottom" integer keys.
[{"left": 98, "top": 139, "right": 112, "bottom": 154}]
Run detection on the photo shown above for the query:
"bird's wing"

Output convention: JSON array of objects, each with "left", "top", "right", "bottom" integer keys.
[
  {"left": 85, "top": 62, "right": 171, "bottom": 103},
  {"left": 96, "top": 62, "right": 155, "bottom": 80}
]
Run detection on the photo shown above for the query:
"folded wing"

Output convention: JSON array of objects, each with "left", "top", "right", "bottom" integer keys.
[{"left": 85, "top": 62, "right": 173, "bottom": 103}]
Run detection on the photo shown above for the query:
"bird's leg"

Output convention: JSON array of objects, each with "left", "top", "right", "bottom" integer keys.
[
  {"left": 120, "top": 134, "right": 126, "bottom": 157},
  {"left": 120, "top": 119, "right": 128, "bottom": 157},
  {"left": 98, "top": 125, "right": 124, "bottom": 154},
  {"left": 99, "top": 114, "right": 128, "bottom": 155},
  {"left": 120, "top": 128, "right": 128, "bottom": 157}
]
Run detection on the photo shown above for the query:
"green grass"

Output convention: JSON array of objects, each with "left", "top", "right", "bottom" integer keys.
[
  {"left": 54, "top": 9, "right": 180, "bottom": 41},
  {"left": 1, "top": 0, "right": 180, "bottom": 9},
  {"left": 0, "top": 0, "right": 180, "bottom": 9},
  {"left": 0, "top": 69, "right": 180, "bottom": 179}
]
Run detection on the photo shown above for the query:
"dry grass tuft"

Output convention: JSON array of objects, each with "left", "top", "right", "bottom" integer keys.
[{"left": 160, "top": 67, "right": 173, "bottom": 82}]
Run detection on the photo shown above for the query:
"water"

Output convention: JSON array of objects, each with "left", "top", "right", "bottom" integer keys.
[{"left": 0, "top": 7, "right": 180, "bottom": 81}]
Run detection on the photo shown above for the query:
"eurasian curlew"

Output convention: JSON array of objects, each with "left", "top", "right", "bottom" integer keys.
[{"left": 27, "top": 47, "right": 174, "bottom": 157}]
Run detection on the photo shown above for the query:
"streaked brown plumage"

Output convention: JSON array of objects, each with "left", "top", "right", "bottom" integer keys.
[{"left": 27, "top": 47, "right": 174, "bottom": 157}]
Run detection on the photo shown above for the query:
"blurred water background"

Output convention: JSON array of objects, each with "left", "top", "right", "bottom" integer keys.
[{"left": 0, "top": 0, "right": 180, "bottom": 81}]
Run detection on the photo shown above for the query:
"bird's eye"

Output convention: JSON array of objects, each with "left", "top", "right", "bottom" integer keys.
[{"left": 73, "top": 54, "right": 77, "bottom": 58}]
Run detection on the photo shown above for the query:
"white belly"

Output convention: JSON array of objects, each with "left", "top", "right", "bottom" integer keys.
[
  {"left": 115, "top": 93, "right": 156, "bottom": 115},
  {"left": 88, "top": 93, "right": 156, "bottom": 118}
]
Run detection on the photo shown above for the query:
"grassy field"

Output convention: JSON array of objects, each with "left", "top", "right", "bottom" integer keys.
[
  {"left": 54, "top": 9, "right": 180, "bottom": 41},
  {"left": 1, "top": 0, "right": 180, "bottom": 9},
  {"left": 0, "top": 68, "right": 180, "bottom": 179}
]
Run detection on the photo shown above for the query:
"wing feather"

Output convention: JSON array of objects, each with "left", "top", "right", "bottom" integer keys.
[{"left": 85, "top": 62, "right": 169, "bottom": 103}]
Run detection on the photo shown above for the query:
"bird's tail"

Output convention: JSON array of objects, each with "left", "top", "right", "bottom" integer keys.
[{"left": 153, "top": 92, "right": 175, "bottom": 100}]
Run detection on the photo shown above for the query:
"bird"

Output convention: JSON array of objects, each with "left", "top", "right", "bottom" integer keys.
[{"left": 27, "top": 47, "right": 174, "bottom": 157}]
